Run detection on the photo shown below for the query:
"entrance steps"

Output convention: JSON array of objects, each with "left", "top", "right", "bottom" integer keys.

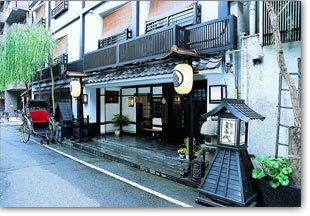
[{"left": 64, "top": 137, "right": 199, "bottom": 188}]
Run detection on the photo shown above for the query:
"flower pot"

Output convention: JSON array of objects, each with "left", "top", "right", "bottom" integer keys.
[
  {"left": 115, "top": 129, "right": 121, "bottom": 136},
  {"left": 257, "top": 178, "right": 301, "bottom": 207},
  {"left": 178, "top": 154, "right": 185, "bottom": 159}
]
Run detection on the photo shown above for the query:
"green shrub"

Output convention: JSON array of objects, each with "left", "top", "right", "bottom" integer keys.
[
  {"left": 112, "top": 114, "right": 130, "bottom": 128},
  {"left": 252, "top": 155, "right": 293, "bottom": 189}
]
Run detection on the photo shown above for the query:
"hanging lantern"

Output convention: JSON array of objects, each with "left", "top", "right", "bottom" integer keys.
[
  {"left": 69, "top": 79, "right": 81, "bottom": 98},
  {"left": 173, "top": 63, "right": 193, "bottom": 95}
]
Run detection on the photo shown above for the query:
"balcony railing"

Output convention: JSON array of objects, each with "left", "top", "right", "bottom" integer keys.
[
  {"left": 37, "top": 18, "right": 46, "bottom": 27},
  {"left": 51, "top": 1, "right": 68, "bottom": 19},
  {"left": 119, "top": 25, "right": 186, "bottom": 65},
  {"left": 262, "top": 1, "right": 301, "bottom": 46},
  {"left": 98, "top": 29, "right": 132, "bottom": 49},
  {"left": 84, "top": 15, "right": 237, "bottom": 73},
  {"left": 186, "top": 15, "right": 237, "bottom": 54},
  {"left": 145, "top": 3, "right": 201, "bottom": 33},
  {"left": 33, "top": 54, "right": 68, "bottom": 82}
]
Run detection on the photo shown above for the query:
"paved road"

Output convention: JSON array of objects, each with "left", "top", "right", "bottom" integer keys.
[{"left": 0, "top": 123, "right": 201, "bottom": 207}]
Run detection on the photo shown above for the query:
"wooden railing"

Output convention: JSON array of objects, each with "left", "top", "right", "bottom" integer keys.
[
  {"left": 51, "top": 1, "right": 68, "bottom": 18},
  {"left": 98, "top": 29, "right": 132, "bottom": 49},
  {"left": 262, "top": 1, "right": 301, "bottom": 46},
  {"left": 185, "top": 15, "right": 237, "bottom": 54},
  {"left": 119, "top": 25, "right": 186, "bottom": 65},
  {"left": 84, "top": 16, "right": 237, "bottom": 73}
]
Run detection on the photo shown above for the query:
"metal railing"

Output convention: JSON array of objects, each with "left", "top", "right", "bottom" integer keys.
[
  {"left": 37, "top": 18, "right": 46, "bottom": 27},
  {"left": 262, "top": 1, "right": 301, "bottom": 46},
  {"left": 51, "top": 1, "right": 68, "bottom": 19},
  {"left": 145, "top": 3, "right": 201, "bottom": 33},
  {"left": 98, "top": 29, "right": 132, "bottom": 49}
]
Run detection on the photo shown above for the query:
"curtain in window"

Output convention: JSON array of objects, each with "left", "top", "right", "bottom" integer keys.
[
  {"left": 35, "top": 3, "right": 45, "bottom": 22},
  {"left": 54, "top": 35, "right": 68, "bottom": 58},
  {"left": 101, "top": 3, "right": 132, "bottom": 39},
  {"left": 148, "top": 0, "right": 195, "bottom": 21}
]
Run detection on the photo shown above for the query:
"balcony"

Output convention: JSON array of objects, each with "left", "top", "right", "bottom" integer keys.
[
  {"left": 186, "top": 15, "right": 237, "bottom": 55},
  {"left": 262, "top": 1, "right": 301, "bottom": 46},
  {"left": 3, "top": 1, "right": 29, "bottom": 24},
  {"left": 51, "top": 1, "right": 68, "bottom": 19},
  {"left": 33, "top": 54, "right": 68, "bottom": 82},
  {"left": 84, "top": 15, "right": 237, "bottom": 73}
]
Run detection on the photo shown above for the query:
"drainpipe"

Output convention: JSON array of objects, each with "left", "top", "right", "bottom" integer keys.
[{"left": 249, "top": 1, "right": 256, "bottom": 36}]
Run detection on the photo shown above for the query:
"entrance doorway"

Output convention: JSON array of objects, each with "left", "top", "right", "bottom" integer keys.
[{"left": 167, "top": 80, "right": 208, "bottom": 143}]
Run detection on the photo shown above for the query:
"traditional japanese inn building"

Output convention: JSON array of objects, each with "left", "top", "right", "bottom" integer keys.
[{"left": 27, "top": 1, "right": 301, "bottom": 158}]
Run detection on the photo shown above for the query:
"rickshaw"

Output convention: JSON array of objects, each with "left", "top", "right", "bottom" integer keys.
[{"left": 22, "top": 100, "right": 56, "bottom": 144}]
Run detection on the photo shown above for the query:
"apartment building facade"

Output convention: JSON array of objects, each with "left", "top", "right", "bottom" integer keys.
[
  {"left": 0, "top": 0, "right": 30, "bottom": 116},
  {"left": 28, "top": 1, "right": 301, "bottom": 157}
]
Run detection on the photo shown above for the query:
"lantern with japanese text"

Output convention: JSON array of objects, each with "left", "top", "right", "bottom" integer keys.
[{"left": 197, "top": 99, "right": 265, "bottom": 207}]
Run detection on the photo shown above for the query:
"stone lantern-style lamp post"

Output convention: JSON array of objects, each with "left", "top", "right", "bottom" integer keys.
[{"left": 197, "top": 99, "right": 265, "bottom": 207}]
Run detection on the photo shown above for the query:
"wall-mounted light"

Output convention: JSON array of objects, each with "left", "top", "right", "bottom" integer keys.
[
  {"left": 69, "top": 79, "right": 81, "bottom": 98},
  {"left": 128, "top": 97, "right": 134, "bottom": 107},
  {"left": 174, "top": 95, "right": 181, "bottom": 105},
  {"left": 209, "top": 85, "right": 227, "bottom": 104},
  {"left": 82, "top": 94, "right": 88, "bottom": 104},
  {"left": 173, "top": 63, "right": 193, "bottom": 95}
]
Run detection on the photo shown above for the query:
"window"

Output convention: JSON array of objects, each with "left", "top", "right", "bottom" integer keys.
[
  {"left": 101, "top": 3, "right": 132, "bottom": 39},
  {"left": 209, "top": 85, "right": 227, "bottom": 104},
  {"left": 54, "top": 35, "right": 68, "bottom": 58},
  {"left": 105, "top": 91, "right": 119, "bottom": 103},
  {"left": 153, "top": 98, "right": 162, "bottom": 118}
]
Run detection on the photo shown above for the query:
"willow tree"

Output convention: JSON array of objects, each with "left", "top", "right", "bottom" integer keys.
[{"left": 0, "top": 24, "right": 56, "bottom": 112}]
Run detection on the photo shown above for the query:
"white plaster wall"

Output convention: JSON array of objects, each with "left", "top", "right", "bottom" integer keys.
[
  {"left": 240, "top": 35, "right": 300, "bottom": 157},
  {"left": 84, "top": 1, "right": 128, "bottom": 53},
  {"left": 199, "top": 1, "right": 218, "bottom": 22},
  {"left": 50, "top": 1, "right": 82, "bottom": 30},
  {"left": 83, "top": 87, "right": 96, "bottom": 123},
  {"left": 53, "top": 20, "right": 80, "bottom": 62},
  {"left": 139, "top": 1, "right": 150, "bottom": 35}
]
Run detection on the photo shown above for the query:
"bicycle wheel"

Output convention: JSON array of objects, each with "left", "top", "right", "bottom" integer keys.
[{"left": 22, "top": 120, "right": 30, "bottom": 143}]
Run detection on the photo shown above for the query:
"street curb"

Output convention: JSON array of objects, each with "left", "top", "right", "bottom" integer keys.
[{"left": 63, "top": 139, "right": 199, "bottom": 189}]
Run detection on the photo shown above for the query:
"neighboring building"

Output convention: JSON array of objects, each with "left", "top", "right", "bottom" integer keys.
[
  {"left": 0, "top": 0, "right": 30, "bottom": 116},
  {"left": 28, "top": 1, "right": 301, "bottom": 157}
]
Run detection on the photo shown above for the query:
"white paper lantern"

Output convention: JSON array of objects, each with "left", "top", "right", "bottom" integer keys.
[
  {"left": 69, "top": 79, "right": 81, "bottom": 98},
  {"left": 173, "top": 64, "right": 193, "bottom": 95}
]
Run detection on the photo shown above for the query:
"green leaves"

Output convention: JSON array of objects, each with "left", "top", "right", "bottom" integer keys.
[
  {"left": 252, "top": 155, "right": 293, "bottom": 189},
  {"left": 0, "top": 24, "right": 56, "bottom": 89},
  {"left": 252, "top": 168, "right": 263, "bottom": 179}
]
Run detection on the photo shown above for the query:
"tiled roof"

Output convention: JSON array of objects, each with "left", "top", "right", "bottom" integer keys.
[
  {"left": 201, "top": 99, "right": 265, "bottom": 122},
  {"left": 84, "top": 61, "right": 179, "bottom": 84},
  {"left": 84, "top": 58, "right": 222, "bottom": 85}
]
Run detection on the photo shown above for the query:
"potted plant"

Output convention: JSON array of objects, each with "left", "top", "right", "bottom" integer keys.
[
  {"left": 178, "top": 137, "right": 199, "bottom": 160},
  {"left": 112, "top": 114, "right": 130, "bottom": 136},
  {"left": 252, "top": 155, "right": 301, "bottom": 207},
  {"left": 177, "top": 147, "right": 186, "bottom": 159}
]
